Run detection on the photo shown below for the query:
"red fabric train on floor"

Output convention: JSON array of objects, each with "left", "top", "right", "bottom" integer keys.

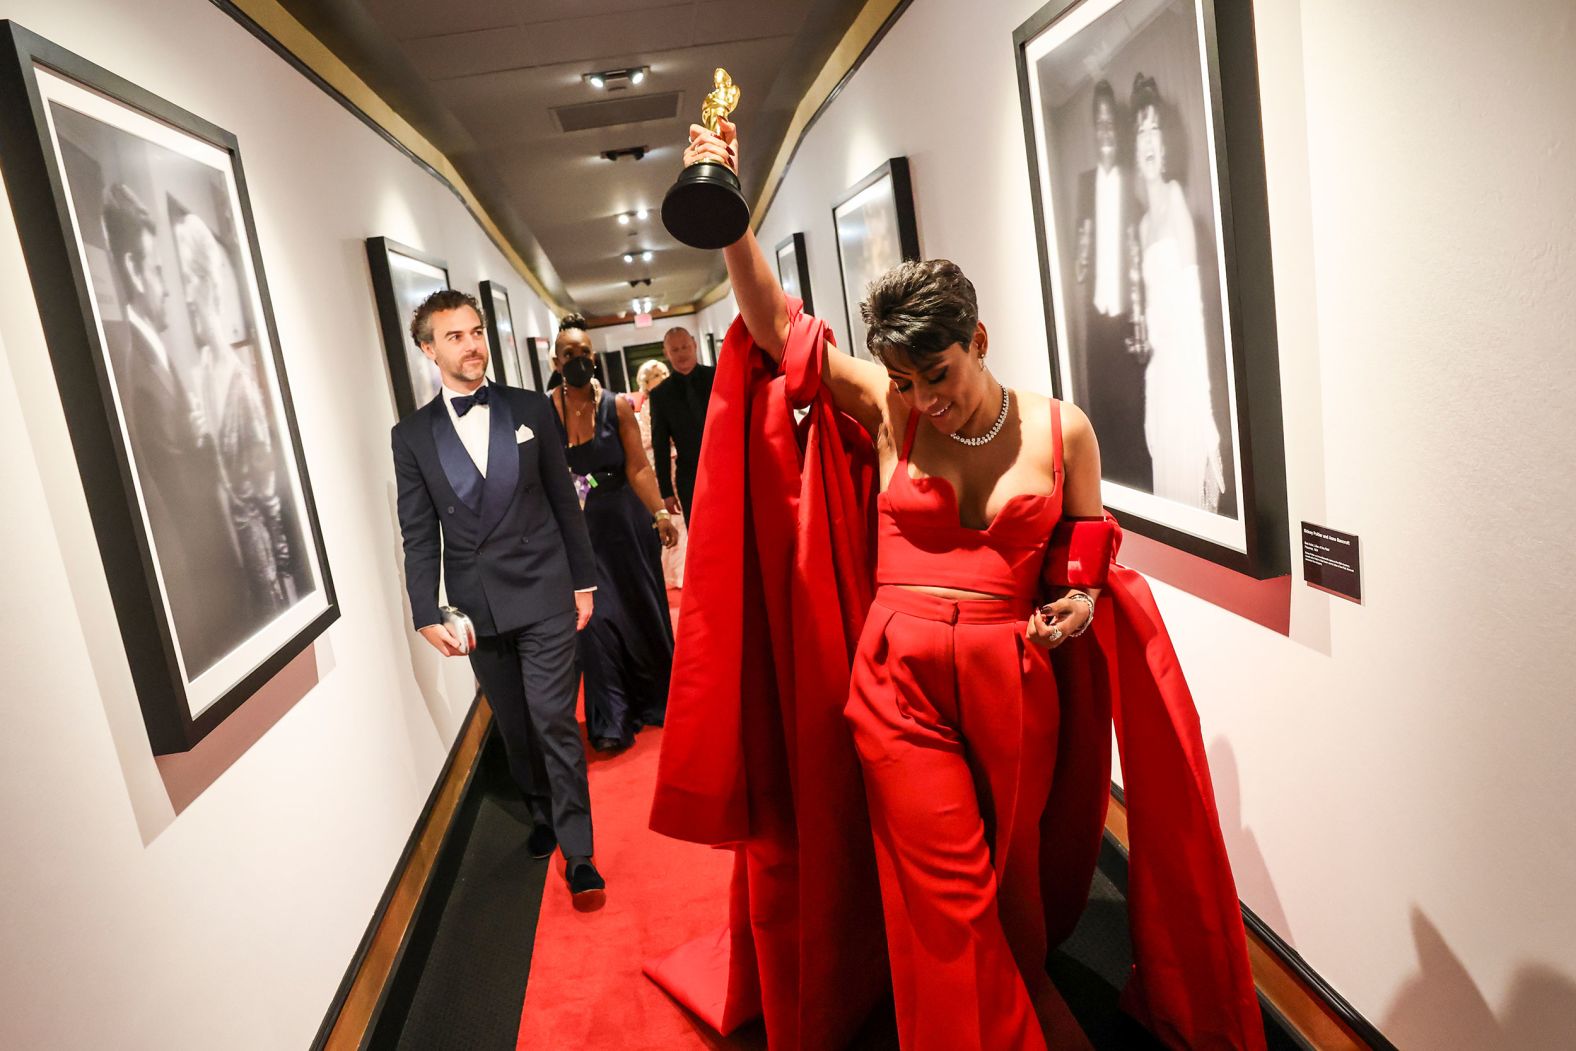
[{"left": 646, "top": 302, "right": 1265, "bottom": 1051}]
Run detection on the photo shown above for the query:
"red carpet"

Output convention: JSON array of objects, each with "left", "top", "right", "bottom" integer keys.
[{"left": 517, "top": 593, "right": 765, "bottom": 1051}]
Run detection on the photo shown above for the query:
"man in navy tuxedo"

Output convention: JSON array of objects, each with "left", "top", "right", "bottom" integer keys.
[{"left": 392, "top": 289, "right": 604, "bottom": 900}]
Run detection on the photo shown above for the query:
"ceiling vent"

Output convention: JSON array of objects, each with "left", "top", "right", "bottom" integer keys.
[{"left": 553, "top": 91, "right": 681, "bottom": 133}]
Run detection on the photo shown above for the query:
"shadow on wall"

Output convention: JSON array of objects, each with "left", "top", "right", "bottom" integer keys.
[
  {"left": 1383, "top": 910, "right": 1576, "bottom": 1051},
  {"left": 385, "top": 480, "right": 459, "bottom": 741},
  {"left": 155, "top": 641, "right": 328, "bottom": 813},
  {"left": 1207, "top": 737, "right": 1291, "bottom": 943},
  {"left": 1119, "top": 529, "right": 1293, "bottom": 636}
]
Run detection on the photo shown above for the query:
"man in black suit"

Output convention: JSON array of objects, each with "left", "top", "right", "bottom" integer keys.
[
  {"left": 648, "top": 327, "right": 714, "bottom": 524},
  {"left": 1074, "top": 79, "right": 1152, "bottom": 491},
  {"left": 392, "top": 289, "right": 605, "bottom": 900},
  {"left": 102, "top": 183, "right": 250, "bottom": 679}
]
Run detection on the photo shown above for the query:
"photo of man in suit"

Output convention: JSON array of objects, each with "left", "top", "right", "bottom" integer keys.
[
  {"left": 647, "top": 327, "right": 714, "bottom": 526},
  {"left": 103, "top": 182, "right": 251, "bottom": 679},
  {"left": 392, "top": 289, "right": 605, "bottom": 901},
  {"left": 1074, "top": 79, "right": 1152, "bottom": 491}
]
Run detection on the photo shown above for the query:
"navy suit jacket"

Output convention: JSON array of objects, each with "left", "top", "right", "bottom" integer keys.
[{"left": 392, "top": 383, "right": 595, "bottom": 637}]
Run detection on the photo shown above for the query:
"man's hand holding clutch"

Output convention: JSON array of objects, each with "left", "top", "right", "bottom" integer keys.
[
  {"left": 418, "top": 622, "right": 467, "bottom": 657},
  {"left": 420, "top": 605, "right": 477, "bottom": 657}
]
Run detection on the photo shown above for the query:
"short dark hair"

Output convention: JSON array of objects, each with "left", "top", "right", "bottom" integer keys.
[
  {"left": 1131, "top": 72, "right": 1161, "bottom": 124},
  {"left": 1092, "top": 79, "right": 1116, "bottom": 119},
  {"left": 410, "top": 289, "right": 483, "bottom": 347},
  {"left": 102, "top": 183, "right": 155, "bottom": 281},
  {"left": 558, "top": 312, "right": 588, "bottom": 334},
  {"left": 859, "top": 258, "right": 979, "bottom": 368}
]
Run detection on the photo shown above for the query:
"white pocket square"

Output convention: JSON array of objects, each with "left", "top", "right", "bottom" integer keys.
[{"left": 515, "top": 424, "right": 535, "bottom": 444}]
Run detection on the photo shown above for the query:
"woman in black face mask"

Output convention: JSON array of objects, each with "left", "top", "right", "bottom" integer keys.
[{"left": 551, "top": 314, "right": 680, "bottom": 753}]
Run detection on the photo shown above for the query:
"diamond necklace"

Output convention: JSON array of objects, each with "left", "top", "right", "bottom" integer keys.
[{"left": 947, "top": 383, "right": 1010, "bottom": 447}]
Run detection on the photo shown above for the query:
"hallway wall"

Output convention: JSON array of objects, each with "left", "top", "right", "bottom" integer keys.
[
  {"left": 0, "top": 1, "right": 559, "bottom": 1047},
  {"left": 741, "top": 0, "right": 1576, "bottom": 1046}
]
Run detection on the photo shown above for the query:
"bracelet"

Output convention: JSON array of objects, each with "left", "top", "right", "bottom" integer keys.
[
  {"left": 652, "top": 509, "right": 671, "bottom": 522},
  {"left": 1064, "top": 590, "right": 1096, "bottom": 638}
]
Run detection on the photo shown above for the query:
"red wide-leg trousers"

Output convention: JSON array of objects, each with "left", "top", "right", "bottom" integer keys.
[{"left": 845, "top": 587, "right": 1062, "bottom": 1051}]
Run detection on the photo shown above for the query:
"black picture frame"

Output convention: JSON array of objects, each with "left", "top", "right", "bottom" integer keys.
[
  {"left": 478, "top": 279, "right": 529, "bottom": 389},
  {"left": 366, "top": 236, "right": 450, "bottom": 419},
  {"left": 833, "top": 157, "right": 921, "bottom": 359},
  {"left": 1014, "top": 0, "right": 1288, "bottom": 577},
  {"left": 0, "top": 20, "right": 339, "bottom": 752},
  {"left": 775, "top": 232, "right": 813, "bottom": 315},
  {"left": 524, "top": 335, "right": 548, "bottom": 391}
]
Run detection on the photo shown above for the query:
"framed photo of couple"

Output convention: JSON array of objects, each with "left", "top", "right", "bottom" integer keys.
[
  {"left": 366, "top": 236, "right": 450, "bottom": 418},
  {"left": 0, "top": 21, "right": 338, "bottom": 752},
  {"left": 480, "top": 279, "right": 540, "bottom": 390},
  {"left": 1015, "top": 0, "right": 1288, "bottom": 577}
]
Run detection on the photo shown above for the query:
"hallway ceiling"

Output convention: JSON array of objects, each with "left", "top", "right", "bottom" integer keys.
[{"left": 278, "top": 0, "right": 865, "bottom": 318}]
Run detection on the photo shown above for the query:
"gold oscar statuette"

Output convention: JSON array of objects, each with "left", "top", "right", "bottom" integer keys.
[{"left": 661, "top": 68, "right": 750, "bottom": 250}]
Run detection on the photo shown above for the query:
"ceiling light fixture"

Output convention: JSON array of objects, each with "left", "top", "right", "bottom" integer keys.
[
  {"left": 641, "top": 250, "right": 653, "bottom": 262},
  {"left": 583, "top": 66, "right": 650, "bottom": 91},
  {"left": 600, "top": 146, "right": 647, "bottom": 162},
  {"left": 634, "top": 207, "right": 649, "bottom": 220},
  {"left": 623, "top": 253, "right": 634, "bottom": 264},
  {"left": 617, "top": 213, "right": 629, "bottom": 226}
]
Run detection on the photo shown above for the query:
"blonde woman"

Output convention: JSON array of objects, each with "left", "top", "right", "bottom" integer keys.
[{"left": 635, "top": 358, "right": 686, "bottom": 588}]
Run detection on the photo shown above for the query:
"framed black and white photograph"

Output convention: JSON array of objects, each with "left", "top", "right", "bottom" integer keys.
[
  {"left": 775, "top": 232, "right": 813, "bottom": 315},
  {"left": 0, "top": 21, "right": 338, "bottom": 752},
  {"left": 366, "top": 236, "right": 450, "bottom": 418},
  {"left": 833, "top": 157, "right": 920, "bottom": 360},
  {"left": 479, "top": 279, "right": 536, "bottom": 390},
  {"left": 526, "top": 335, "right": 554, "bottom": 390},
  {"left": 1015, "top": 0, "right": 1287, "bottom": 576}
]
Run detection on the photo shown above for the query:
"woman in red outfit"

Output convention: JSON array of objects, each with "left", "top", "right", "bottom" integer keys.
[{"left": 688, "top": 123, "right": 1103, "bottom": 1051}]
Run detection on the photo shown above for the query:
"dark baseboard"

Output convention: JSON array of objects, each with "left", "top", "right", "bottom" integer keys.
[
  {"left": 1102, "top": 783, "right": 1397, "bottom": 1051},
  {"left": 311, "top": 695, "right": 492, "bottom": 1050},
  {"left": 363, "top": 730, "right": 504, "bottom": 1048}
]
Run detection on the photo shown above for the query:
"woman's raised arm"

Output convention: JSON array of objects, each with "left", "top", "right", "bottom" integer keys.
[{"left": 686, "top": 119, "right": 889, "bottom": 435}]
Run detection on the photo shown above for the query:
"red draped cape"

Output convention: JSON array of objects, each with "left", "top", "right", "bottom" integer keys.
[{"left": 647, "top": 303, "right": 1265, "bottom": 1051}]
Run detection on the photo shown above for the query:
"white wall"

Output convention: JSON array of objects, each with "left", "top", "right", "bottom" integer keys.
[
  {"left": 743, "top": 0, "right": 1576, "bottom": 1047},
  {"left": 0, "top": 1, "right": 558, "bottom": 1047}
]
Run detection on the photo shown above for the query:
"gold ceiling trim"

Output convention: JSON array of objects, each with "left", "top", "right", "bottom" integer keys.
[{"left": 227, "top": 0, "right": 570, "bottom": 316}]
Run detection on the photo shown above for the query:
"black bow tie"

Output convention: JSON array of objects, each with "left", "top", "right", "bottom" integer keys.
[{"left": 452, "top": 386, "right": 490, "bottom": 417}]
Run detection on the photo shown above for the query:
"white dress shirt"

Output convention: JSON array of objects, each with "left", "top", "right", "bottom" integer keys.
[
  {"left": 441, "top": 381, "right": 490, "bottom": 477},
  {"left": 1093, "top": 165, "right": 1122, "bottom": 318}
]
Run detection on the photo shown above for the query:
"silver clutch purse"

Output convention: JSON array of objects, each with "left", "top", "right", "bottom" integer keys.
[{"left": 439, "top": 604, "right": 476, "bottom": 654}]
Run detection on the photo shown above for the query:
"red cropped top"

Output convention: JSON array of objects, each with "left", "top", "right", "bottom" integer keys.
[{"left": 876, "top": 400, "right": 1064, "bottom": 602}]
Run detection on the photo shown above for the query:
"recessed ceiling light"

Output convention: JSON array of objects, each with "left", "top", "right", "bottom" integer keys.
[
  {"left": 634, "top": 207, "right": 649, "bottom": 220},
  {"left": 583, "top": 66, "right": 649, "bottom": 91},
  {"left": 617, "top": 213, "right": 629, "bottom": 226},
  {"left": 641, "top": 250, "right": 653, "bottom": 262},
  {"left": 623, "top": 253, "right": 634, "bottom": 264}
]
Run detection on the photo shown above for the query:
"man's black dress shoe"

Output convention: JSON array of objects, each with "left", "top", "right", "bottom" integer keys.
[
  {"left": 526, "top": 824, "right": 556, "bottom": 860},
  {"left": 565, "top": 857, "right": 606, "bottom": 904},
  {"left": 592, "top": 736, "right": 623, "bottom": 753}
]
